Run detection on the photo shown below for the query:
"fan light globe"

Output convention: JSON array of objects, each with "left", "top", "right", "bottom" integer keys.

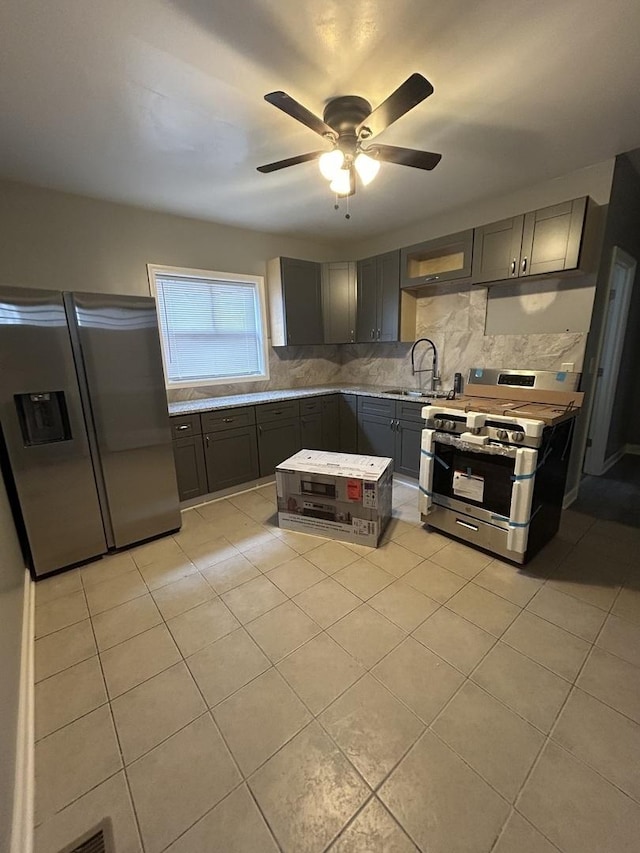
[
  {"left": 319, "top": 149, "right": 345, "bottom": 181},
  {"left": 329, "top": 168, "right": 352, "bottom": 196},
  {"left": 354, "top": 152, "right": 380, "bottom": 185}
]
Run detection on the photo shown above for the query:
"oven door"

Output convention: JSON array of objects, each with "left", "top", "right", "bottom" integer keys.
[{"left": 419, "top": 429, "right": 537, "bottom": 554}]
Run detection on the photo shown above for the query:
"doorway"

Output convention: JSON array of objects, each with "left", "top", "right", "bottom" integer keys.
[{"left": 583, "top": 246, "right": 636, "bottom": 476}]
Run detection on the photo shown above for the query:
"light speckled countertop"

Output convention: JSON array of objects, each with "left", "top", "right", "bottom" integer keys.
[{"left": 168, "top": 385, "right": 444, "bottom": 416}]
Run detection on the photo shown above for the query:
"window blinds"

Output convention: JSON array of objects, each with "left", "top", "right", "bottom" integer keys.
[{"left": 154, "top": 275, "right": 265, "bottom": 384}]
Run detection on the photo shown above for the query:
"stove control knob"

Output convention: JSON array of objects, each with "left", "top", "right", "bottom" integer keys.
[
  {"left": 434, "top": 418, "right": 443, "bottom": 428},
  {"left": 511, "top": 431, "right": 525, "bottom": 443},
  {"left": 497, "top": 429, "right": 509, "bottom": 440},
  {"left": 444, "top": 420, "right": 456, "bottom": 431}
]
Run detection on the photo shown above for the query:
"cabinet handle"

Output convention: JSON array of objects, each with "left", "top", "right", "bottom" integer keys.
[
  {"left": 222, "top": 417, "right": 234, "bottom": 423},
  {"left": 422, "top": 275, "right": 440, "bottom": 283},
  {"left": 273, "top": 410, "right": 283, "bottom": 416},
  {"left": 521, "top": 257, "right": 528, "bottom": 273},
  {"left": 176, "top": 424, "right": 190, "bottom": 431},
  {"left": 510, "top": 259, "right": 516, "bottom": 275},
  {"left": 205, "top": 435, "right": 210, "bottom": 447},
  {"left": 258, "top": 425, "right": 263, "bottom": 435},
  {"left": 390, "top": 419, "right": 395, "bottom": 430},
  {"left": 377, "top": 329, "right": 381, "bottom": 340},
  {"left": 370, "top": 329, "right": 374, "bottom": 339}
]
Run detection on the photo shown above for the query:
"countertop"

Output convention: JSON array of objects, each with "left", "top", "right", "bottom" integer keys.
[{"left": 168, "top": 385, "right": 444, "bottom": 416}]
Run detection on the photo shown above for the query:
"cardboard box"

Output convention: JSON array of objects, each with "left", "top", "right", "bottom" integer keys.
[{"left": 276, "top": 450, "right": 393, "bottom": 547}]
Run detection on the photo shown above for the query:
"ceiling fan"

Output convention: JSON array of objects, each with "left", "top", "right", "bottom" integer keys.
[{"left": 257, "top": 73, "right": 441, "bottom": 198}]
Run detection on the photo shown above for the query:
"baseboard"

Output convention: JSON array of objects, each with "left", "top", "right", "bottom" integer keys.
[
  {"left": 626, "top": 444, "right": 640, "bottom": 456},
  {"left": 563, "top": 485, "right": 579, "bottom": 509},
  {"left": 599, "top": 446, "right": 627, "bottom": 475},
  {"left": 10, "top": 569, "right": 34, "bottom": 853}
]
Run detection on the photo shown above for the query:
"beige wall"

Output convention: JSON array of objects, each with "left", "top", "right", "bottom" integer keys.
[{"left": 0, "top": 178, "right": 341, "bottom": 296}]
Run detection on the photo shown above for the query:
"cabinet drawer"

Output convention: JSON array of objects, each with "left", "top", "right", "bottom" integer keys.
[
  {"left": 256, "top": 400, "right": 300, "bottom": 423},
  {"left": 358, "top": 396, "right": 396, "bottom": 419},
  {"left": 201, "top": 407, "right": 255, "bottom": 433},
  {"left": 395, "top": 400, "right": 426, "bottom": 423},
  {"left": 299, "top": 397, "right": 322, "bottom": 414},
  {"left": 170, "top": 414, "right": 202, "bottom": 438}
]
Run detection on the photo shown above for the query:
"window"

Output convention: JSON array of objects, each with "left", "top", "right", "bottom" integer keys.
[{"left": 148, "top": 264, "right": 269, "bottom": 388}]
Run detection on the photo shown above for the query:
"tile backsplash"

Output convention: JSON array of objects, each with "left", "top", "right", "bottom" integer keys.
[{"left": 169, "top": 281, "right": 590, "bottom": 402}]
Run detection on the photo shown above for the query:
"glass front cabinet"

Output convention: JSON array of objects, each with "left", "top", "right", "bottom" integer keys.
[{"left": 400, "top": 229, "right": 474, "bottom": 288}]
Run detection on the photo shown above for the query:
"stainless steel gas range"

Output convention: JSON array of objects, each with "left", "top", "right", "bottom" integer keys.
[{"left": 418, "top": 368, "right": 583, "bottom": 564}]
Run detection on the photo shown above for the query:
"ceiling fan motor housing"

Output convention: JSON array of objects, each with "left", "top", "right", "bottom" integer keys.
[{"left": 323, "top": 96, "right": 372, "bottom": 137}]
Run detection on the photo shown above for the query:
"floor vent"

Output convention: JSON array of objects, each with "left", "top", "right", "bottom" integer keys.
[{"left": 57, "top": 818, "right": 114, "bottom": 853}]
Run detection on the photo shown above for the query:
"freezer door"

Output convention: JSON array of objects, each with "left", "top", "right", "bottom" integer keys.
[
  {"left": 68, "top": 292, "right": 180, "bottom": 547},
  {"left": 0, "top": 286, "right": 107, "bottom": 575}
]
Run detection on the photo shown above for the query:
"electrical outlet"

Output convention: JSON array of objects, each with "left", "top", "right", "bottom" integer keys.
[{"left": 561, "top": 362, "right": 574, "bottom": 372}]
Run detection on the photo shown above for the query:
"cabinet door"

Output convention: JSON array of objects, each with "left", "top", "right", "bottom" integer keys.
[
  {"left": 358, "top": 412, "right": 395, "bottom": 458},
  {"left": 394, "top": 419, "right": 422, "bottom": 479},
  {"left": 204, "top": 427, "right": 259, "bottom": 492},
  {"left": 377, "top": 250, "right": 401, "bottom": 341},
  {"left": 356, "top": 257, "right": 378, "bottom": 342},
  {"left": 401, "top": 230, "right": 473, "bottom": 288},
  {"left": 322, "top": 262, "right": 356, "bottom": 344},
  {"left": 300, "top": 412, "right": 323, "bottom": 450},
  {"left": 173, "top": 435, "right": 207, "bottom": 501},
  {"left": 519, "top": 197, "right": 587, "bottom": 277},
  {"left": 321, "top": 396, "right": 340, "bottom": 451},
  {"left": 281, "top": 258, "right": 324, "bottom": 345},
  {"left": 472, "top": 216, "right": 524, "bottom": 284},
  {"left": 339, "top": 394, "right": 358, "bottom": 453},
  {"left": 257, "top": 417, "right": 302, "bottom": 476}
]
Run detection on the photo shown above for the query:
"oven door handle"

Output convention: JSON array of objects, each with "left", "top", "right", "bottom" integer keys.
[{"left": 434, "top": 433, "right": 519, "bottom": 459}]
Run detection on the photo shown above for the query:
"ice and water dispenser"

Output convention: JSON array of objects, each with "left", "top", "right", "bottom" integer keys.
[{"left": 14, "top": 391, "right": 72, "bottom": 445}]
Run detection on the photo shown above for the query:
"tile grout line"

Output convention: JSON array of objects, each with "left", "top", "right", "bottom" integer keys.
[
  {"left": 500, "top": 570, "right": 637, "bottom": 849},
  {"left": 33, "top": 492, "right": 640, "bottom": 851},
  {"left": 83, "top": 581, "right": 148, "bottom": 853}
]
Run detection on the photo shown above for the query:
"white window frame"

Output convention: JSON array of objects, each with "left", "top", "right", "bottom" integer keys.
[{"left": 147, "top": 263, "right": 270, "bottom": 389}]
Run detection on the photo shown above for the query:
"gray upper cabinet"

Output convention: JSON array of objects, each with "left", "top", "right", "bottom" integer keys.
[
  {"left": 356, "top": 250, "right": 400, "bottom": 343},
  {"left": 472, "top": 197, "right": 589, "bottom": 285},
  {"left": 472, "top": 215, "right": 525, "bottom": 284},
  {"left": 401, "top": 229, "right": 474, "bottom": 288},
  {"left": 267, "top": 257, "right": 324, "bottom": 346},
  {"left": 519, "top": 197, "right": 588, "bottom": 277},
  {"left": 322, "top": 261, "right": 356, "bottom": 344}
]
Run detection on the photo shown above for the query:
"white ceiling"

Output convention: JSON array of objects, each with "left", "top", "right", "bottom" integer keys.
[{"left": 2, "top": 0, "right": 640, "bottom": 241}]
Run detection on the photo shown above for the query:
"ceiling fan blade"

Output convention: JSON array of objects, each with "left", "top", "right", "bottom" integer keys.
[
  {"left": 264, "top": 91, "right": 336, "bottom": 139},
  {"left": 357, "top": 73, "right": 434, "bottom": 139},
  {"left": 256, "top": 151, "right": 325, "bottom": 173},
  {"left": 367, "top": 144, "right": 442, "bottom": 171}
]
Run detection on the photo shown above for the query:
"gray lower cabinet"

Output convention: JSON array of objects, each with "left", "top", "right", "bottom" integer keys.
[
  {"left": 321, "top": 396, "right": 340, "bottom": 451},
  {"left": 300, "top": 411, "right": 323, "bottom": 449},
  {"left": 357, "top": 397, "right": 396, "bottom": 458},
  {"left": 357, "top": 396, "right": 424, "bottom": 478},
  {"left": 257, "top": 418, "right": 302, "bottom": 476},
  {"left": 204, "top": 426, "right": 259, "bottom": 492},
  {"left": 338, "top": 394, "right": 358, "bottom": 453},
  {"left": 172, "top": 434, "right": 208, "bottom": 501}
]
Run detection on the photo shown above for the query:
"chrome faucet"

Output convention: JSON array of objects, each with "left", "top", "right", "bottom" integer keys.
[{"left": 410, "top": 338, "right": 440, "bottom": 392}]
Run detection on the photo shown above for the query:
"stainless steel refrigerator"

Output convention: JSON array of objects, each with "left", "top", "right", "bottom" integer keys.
[{"left": 0, "top": 286, "right": 181, "bottom": 577}]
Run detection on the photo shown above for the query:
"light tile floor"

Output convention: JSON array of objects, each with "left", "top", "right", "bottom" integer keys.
[{"left": 33, "top": 478, "right": 640, "bottom": 853}]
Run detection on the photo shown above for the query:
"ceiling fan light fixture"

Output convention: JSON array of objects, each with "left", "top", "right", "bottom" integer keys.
[
  {"left": 354, "top": 152, "right": 380, "bottom": 186},
  {"left": 329, "top": 167, "right": 352, "bottom": 196},
  {"left": 318, "top": 149, "right": 345, "bottom": 180}
]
